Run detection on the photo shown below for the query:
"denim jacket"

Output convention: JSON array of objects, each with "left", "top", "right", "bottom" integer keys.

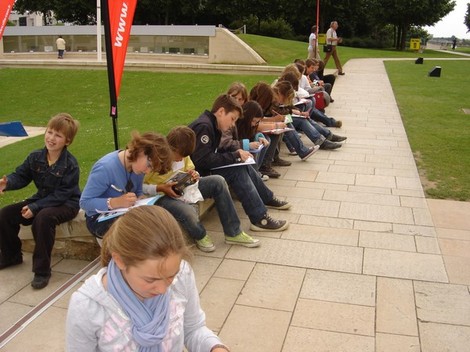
[{"left": 6, "top": 147, "right": 81, "bottom": 214}]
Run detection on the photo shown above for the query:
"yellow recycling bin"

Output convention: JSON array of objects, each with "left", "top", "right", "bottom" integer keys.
[{"left": 410, "top": 38, "right": 421, "bottom": 51}]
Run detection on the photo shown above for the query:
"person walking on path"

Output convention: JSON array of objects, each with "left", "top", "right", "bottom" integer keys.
[
  {"left": 452, "top": 37, "right": 457, "bottom": 50},
  {"left": 323, "top": 21, "right": 345, "bottom": 75},
  {"left": 56, "top": 36, "right": 66, "bottom": 59},
  {"left": 308, "top": 25, "right": 321, "bottom": 60}
]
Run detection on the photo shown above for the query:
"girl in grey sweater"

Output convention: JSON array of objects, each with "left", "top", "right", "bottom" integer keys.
[{"left": 66, "top": 206, "right": 229, "bottom": 352}]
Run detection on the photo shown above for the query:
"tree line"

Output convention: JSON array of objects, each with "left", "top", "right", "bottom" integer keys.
[{"left": 13, "top": 0, "right": 459, "bottom": 50}]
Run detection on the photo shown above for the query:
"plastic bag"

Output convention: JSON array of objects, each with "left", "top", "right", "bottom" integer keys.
[{"left": 179, "top": 181, "right": 204, "bottom": 204}]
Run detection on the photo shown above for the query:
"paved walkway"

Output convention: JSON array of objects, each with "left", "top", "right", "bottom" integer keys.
[{"left": 1, "top": 58, "right": 470, "bottom": 351}]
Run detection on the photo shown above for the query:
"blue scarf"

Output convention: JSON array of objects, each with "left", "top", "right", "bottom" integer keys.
[{"left": 107, "top": 259, "right": 171, "bottom": 352}]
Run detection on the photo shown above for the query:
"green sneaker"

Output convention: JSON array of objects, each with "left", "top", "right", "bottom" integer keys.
[
  {"left": 225, "top": 231, "right": 260, "bottom": 248},
  {"left": 196, "top": 235, "right": 216, "bottom": 252}
]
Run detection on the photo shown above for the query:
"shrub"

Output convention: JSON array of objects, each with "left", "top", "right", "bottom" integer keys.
[{"left": 230, "top": 16, "right": 295, "bottom": 40}]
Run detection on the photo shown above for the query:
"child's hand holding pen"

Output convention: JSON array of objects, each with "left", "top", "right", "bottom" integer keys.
[{"left": 109, "top": 184, "right": 137, "bottom": 208}]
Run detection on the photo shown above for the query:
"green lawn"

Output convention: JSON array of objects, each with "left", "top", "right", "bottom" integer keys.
[
  {"left": 1, "top": 36, "right": 469, "bottom": 204},
  {"left": 238, "top": 34, "right": 460, "bottom": 67},
  {"left": 385, "top": 60, "right": 470, "bottom": 200},
  {"left": 0, "top": 68, "right": 277, "bottom": 205}
]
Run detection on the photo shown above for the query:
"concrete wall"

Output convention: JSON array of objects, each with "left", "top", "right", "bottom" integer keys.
[
  {"left": 1, "top": 25, "right": 266, "bottom": 65},
  {"left": 209, "top": 28, "right": 265, "bottom": 65}
]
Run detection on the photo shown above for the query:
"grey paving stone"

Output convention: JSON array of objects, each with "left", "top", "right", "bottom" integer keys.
[
  {"left": 213, "top": 259, "right": 255, "bottom": 281},
  {"left": 354, "top": 220, "right": 393, "bottom": 232},
  {"left": 340, "top": 202, "right": 415, "bottom": 224},
  {"left": 415, "top": 236, "right": 441, "bottom": 254},
  {"left": 414, "top": 281, "right": 470, "bottom": 326},
  {"left": 283, "top": 326, "right": 375, "bottom": 352},
  {"left": 299, "top": 214, "right": 355, "bottom": 229},
  {"left": 292, "top": 299, "right": 375, "bottom": 336},
  {"left": 7, "top": 272, "right": 74, "bottom": 307},
  {"left": 324, "top": 189, "right": 400, "bottom": 206},
  {"left": 218, "top": 305, "right": 291, "bottom": 352},
  {"left": 412, "top": 207, "right": 435, "bottom": 226},
  {"left": 226, "top": 237, "right": 363, "bottom": 274},
  {"left": 376, "top": 277, "right": 418, "bottom": 336},
  {"left": 393, "top": 224, "right": 437, "bottom": 237},
  {"left": 363, "top": 248, "right": 448, "bottom": 282},
  {"left": 200, "top": 277, "right": 245, "bottom": 331},
  {"left": 282, "top": 223, "right": 359, "bottom": 246},
  {"left": 237, "top": 263, "right": 305, "bottom": 311},
  {"left": 355, "top": 174, "right": 397, "bottom": 188},
  {"left": 359, "top": 230, "right": 417, "bottom": 252},
  {"left": 1, "top": 306, "right": 66, "bottom": 351},
  {"left": 315, "top": 171, "right": 357, "bottom": 185},
  {"left": 376, "top": 333, "right": 420, "bottom": 352},
  {"left": 348, "top": 185, "right": 392, "bottom": 195},
  {"left": 300, "top": 269, "right": 376, "bottom": 306},
  {"left": 419, "top": 322, "right": 470, "bottom": 352}
]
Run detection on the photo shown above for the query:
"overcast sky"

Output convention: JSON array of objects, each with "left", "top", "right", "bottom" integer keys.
[{"left": 425, "top": 0, "right": 470, "bottom": 39}]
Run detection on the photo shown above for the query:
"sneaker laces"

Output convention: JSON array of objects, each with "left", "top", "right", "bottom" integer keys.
[{"left": 264, "top": 213, "right": 282, "bottom": 226}]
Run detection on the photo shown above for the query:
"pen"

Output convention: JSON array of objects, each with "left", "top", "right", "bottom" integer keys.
[{"left": 111, "top": 184, "right": 125, "bottom": 193}]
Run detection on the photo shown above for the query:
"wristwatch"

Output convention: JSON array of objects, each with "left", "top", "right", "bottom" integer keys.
[{"left": 236, "top": 157, "right": 241, "bottom": 163}]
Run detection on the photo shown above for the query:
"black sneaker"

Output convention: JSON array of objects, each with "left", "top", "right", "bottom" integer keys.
[
  {"left": 265, "top": 197, "right": 291, "bottom": 210},
  {"left": 272, "top": 157, "right": 292, "bottom": 167},
  {"left": 31, "top": 273, "right": 51, "bottom": 289},
  {"left": 259, "top": 166, "right": 281, "bottom": 178},
  {"left": 328, "top": 134, "right": 347, "bottom": 142},
  {"left": 0, "top": 253, "right": 23, "bottom": 270},
  {"left": 250, "top": 214, "right": 289, "bottom": 232},
  {"left": 320, "top": 139, "right": 342, "bottom": 150}
]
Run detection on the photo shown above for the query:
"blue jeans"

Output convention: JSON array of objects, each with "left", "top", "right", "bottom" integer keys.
[
  {"left": 307, "top": 119, "right": 332, "bottom": 138},
  {"left": 309, "top": 108, "right": 337, "bottom": 127},
  {"left": 282, "top": 123, "right": 312, "bottom": 158},
  {"left": 85, "top": 214, "right": 117, "bottom": 239},
  {"left": 253, "top": 145, "right": 267, "bottom": 170},
  {"left": 291, "top": 117, "right": 326, "bottom": 145},
  {"left": 213, "top": 165, "right": 271, "bottom": 224},
  {"left": 157, "top": 175, "right": 241, "bottom": 239}
]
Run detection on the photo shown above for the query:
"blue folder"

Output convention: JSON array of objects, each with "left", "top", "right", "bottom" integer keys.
[{"left": 0, "top": 121, "right": 28, "bottom": 137}]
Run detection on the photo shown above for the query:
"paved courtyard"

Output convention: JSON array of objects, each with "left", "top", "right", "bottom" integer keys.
[{"left": 0, "top": 58, "right": 469, "bottom": 351}]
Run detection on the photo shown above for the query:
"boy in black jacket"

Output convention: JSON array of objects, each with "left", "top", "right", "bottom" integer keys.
[{"left": 189, "top": 94, "right": 290, "bottom": 233}]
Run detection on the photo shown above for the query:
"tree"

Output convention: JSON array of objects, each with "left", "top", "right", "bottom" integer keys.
[
  {"left": 377, "top": 0, "right": 455, "bottom": 50},
  {"left": 54, "top": 0, "right": 97, "bottom": 25},
  {"left": 14, "top": 0, "right": 56, "bottom": 25},
  {"left": 465, "top": 3, "right": 470, "bottom": 33},
  {"left": 14, "top": 0, "right": 96, "bottom": 25}
]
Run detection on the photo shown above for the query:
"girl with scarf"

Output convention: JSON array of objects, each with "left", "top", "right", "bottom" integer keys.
[{"left": 66, "top": 206, "right": 230, "bottom": 352}]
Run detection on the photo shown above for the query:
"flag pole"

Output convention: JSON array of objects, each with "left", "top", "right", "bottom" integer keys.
[
  {"left": 101, "top": 0, "right": 119, "bottom": 150},
  {"left": 316, "top": 0, "right": 320, "bottom": 39},
  {"left": 96, "top": 0, "right": 102, "bottom": 62}
]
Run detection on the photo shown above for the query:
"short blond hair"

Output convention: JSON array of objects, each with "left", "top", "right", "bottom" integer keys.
[{"left": 47, "top": 113, "right": 79, "bottom": 144}]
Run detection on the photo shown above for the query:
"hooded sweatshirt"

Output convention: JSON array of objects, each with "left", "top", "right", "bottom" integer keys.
[{"left": 66, "top": 260, "right": 222, "bottom": 352}]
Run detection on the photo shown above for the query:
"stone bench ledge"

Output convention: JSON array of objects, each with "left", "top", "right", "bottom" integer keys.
[{"left": 19, "top": 199, "right": 215, "bottom": 260}]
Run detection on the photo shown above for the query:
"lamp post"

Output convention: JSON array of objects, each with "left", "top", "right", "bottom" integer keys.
[{"left": 97, "top": 0, "right": 102, "bottom": 62}]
